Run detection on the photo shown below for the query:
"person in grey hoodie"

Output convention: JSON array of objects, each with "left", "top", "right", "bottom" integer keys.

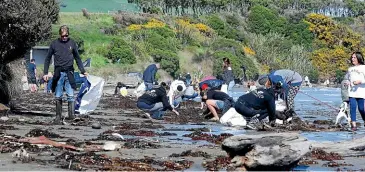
[
  {"left": 269, "top": 69, "right": 302, "bottom": 112},
  {"left": 222, "top": 58, "right": 235, "bottom": 95}
]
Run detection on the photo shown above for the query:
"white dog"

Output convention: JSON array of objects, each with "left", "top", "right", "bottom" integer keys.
[{"left": 335, "top": 102, "right": 351, "bottom": 126}]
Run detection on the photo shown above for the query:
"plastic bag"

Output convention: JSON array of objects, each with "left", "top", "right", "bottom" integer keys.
[
  {"left": 134, "top": 82, "right": 146, "bottom": 98},
  {"left": 77, "top": 75, "right": 105, "bottom": 114},
  {"left": 220, "top": 107, "right": 247, "bottom": 127},
  {"left": 275, "top": 98, "right": 286, "bottom": 112},
  {"left": 221, "top": 84, "right": 228, "bottom": 94},
  {"left": 120, "top": 87, "right": 128, "bottom": 96}
]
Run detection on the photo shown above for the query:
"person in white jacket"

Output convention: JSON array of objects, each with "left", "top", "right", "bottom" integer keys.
[
  {"left": 347, "top": 52, "right": 365, "bottom": 131},
  {"left": 167, "top": 80, "right": 186, "bottom": 108}
]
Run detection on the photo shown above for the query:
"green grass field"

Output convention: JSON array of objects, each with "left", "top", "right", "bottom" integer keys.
[{"left": 59, "top": 0, "right": 139, "bottom": 13}]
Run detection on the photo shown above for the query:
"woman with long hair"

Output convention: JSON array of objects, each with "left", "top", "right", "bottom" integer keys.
[
  {"left": 347, "top": 52, "right": 365, "bottom": 131},
  {"left": 222, "top": 58, "right": 235, "bottom": 95}
]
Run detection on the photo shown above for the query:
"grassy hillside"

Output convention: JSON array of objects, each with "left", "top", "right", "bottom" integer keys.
[{"left": 39, "top": 3, "right": 365, "bottom": 83}]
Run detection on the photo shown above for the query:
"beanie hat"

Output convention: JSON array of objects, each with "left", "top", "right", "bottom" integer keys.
[{"left": 177, "top": 85, "right": 183, "bottom": 92}]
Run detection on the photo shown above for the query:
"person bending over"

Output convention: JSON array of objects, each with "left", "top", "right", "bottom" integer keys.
[
  {"left": 267, "top": 69, "right": 302, "bottom": 112},
  {"left": 201, "top": 86, "right": 234, "bottom": 121},
  {"left": 234, "top": 75, "right": 279, "bottom": 129},
  {"left": 137, "top": 82, "right": 179, "bottom": 120},
  {"left": 142, "top": 63, "right": 160, "bottom": 91},
  {"left": 167, "top": 80, "right": 186, "bottom": 108}
]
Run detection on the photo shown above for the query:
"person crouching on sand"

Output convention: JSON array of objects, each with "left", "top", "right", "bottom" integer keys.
[{"left": 137, "top": 82, "right": 179, "bottom": 120}]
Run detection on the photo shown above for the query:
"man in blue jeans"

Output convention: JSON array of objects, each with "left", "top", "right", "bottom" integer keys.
[
  {"left": 143, "top": 63, "right": 160, "bottom": 91},
  {"left": 43, "top": 25, "right": 88, "bottom": 124}
]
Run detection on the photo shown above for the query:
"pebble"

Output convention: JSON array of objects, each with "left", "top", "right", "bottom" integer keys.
[{"left": 91, "top": 122, "right": 101, "bottom": 129}]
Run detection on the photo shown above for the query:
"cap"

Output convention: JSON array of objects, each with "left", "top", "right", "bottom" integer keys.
[
  {"left": 258, "top": 75, "right": 269, "bottom": 86},
  {"left": 201, "top": 83, "right": 209, "bottom": 90}
]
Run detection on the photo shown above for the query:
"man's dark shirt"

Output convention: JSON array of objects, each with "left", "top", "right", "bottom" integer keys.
[
  {"left": 28, "top": 63, "right": 36, "bottom": 78},
  {"left": 206, "top": 90, "right": 230, "bottom": 101},
  {"left": 44, "top": 38, "right": 85, "bottom": 75},
  {"left": 138, "top": 86, "right": 173, "bottom": 111},
  {"left": 236, "top": 88, "right": 276, "bottom": 121}
]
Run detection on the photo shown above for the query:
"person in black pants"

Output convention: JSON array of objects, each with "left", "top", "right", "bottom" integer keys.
[
  {"left": 43, "top": 25, "right": 88, "bottom": 124},
  {"left": 137, "top": 82, "right": 179, "bottom": 119},
  {"left": 234, "top": 75, "right": 277, "bottom": 129}
]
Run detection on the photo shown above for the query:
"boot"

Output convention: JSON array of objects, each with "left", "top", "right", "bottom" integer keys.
[
  {"left": 54, "top": 99, "right": 62, "bottom": 125},
  {"left": 68, "top": 101, "right": 75, "bottom": 120}
]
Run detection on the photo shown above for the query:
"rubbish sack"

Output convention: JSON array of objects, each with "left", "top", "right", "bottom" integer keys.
[
  {"left": 75, "top": 75, "right": 105, "bottom": 115},
  {"left": 220, "top": 107, "right": 247, "bottom": 127},
  {"left": 221, "top": 84, "right": 228, "bottom": 94},
  {"left": 134, "top": 82, "right": 146, "bottom": 98}
]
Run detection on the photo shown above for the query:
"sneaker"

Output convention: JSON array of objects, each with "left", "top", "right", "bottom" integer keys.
[
  {"left": 246, "top": 123, "right": 257, "bottom": 130},
  {"left": 141, "top": 113, "right": 152, "bottom": 119}
]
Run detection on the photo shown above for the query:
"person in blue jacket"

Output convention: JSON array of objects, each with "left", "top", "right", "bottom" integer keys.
[
  {"left": 143, "top": 63, "right": 160, "bottom": 91},
  {"left": 262, "top": 69, "right": 301, "bottom": 112}
]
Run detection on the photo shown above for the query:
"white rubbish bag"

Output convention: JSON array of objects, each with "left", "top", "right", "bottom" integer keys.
[
  {"left": 276, "top": 98, "right": 286, "bottom": 112},
  {"left": 220, "top": 107, "right": 247, "bottom": 127},
  {"left": 221, "top": 84, "right": 228, "bottom": 94},
  {"left": 78, "top": 75, "right": 105, "bottom": 114},
  {"left": 134, "top": 82, "right": 146, "bottom": 98}
]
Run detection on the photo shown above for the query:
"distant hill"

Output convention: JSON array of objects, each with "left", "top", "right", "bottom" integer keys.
[{"left": 58, "top": 0, "right": 139, "bottom": 13}]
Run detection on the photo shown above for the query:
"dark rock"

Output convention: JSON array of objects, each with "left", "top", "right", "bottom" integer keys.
[
  {"left": 25, "top": 129, "right": 63, "bottom": 138},
  {"left": 169, "top": 150, "right": 211, "bottom": 158},
  {"left": 222, "top": 133, "right": 310, "bottom": 171}
]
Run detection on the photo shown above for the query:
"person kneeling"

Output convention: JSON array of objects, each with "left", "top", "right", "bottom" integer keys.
[
  {"left": 234, "top": 75, "right": 277, "bottom": 129},
  {"left": 137, "top": 82, "right": 179, "bottom": 120}
]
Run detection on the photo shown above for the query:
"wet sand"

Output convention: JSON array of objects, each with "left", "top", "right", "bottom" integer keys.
[{"left": 1, "top": 87, "right": 365, "bottom": 171}]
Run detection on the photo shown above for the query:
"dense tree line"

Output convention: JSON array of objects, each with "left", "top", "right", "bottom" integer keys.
[{"left": 128, "top": 0, "right": 365, "bottom": 17}]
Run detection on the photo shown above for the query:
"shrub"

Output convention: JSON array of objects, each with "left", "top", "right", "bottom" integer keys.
[
  {"left": 106, "top": 38, "right": 136, "bottom": 64},
  {"left": 150, "top": 49, "right": 180, "bottom": 77},
  {"left": 247, "top": 5, "right": 288, "bottom": 35},
  {"left": 145, "top": 31, "right": 178, "bottom": 52}
]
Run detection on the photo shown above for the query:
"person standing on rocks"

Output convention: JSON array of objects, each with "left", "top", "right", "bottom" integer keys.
[
  {"left": 137, "top": 82, "right": 179, "bottom": 120},
  {"left": 346, "top": 52, "right": 365, "bottom": 131},
  {"left": 28, "top": 59, "right": 37, "bottom": 93},
  {"left": 143, "top": 63, "right": 160, "bottom": 91},
  {"left": 43, "top": 25, "right": 88, "bottom": 124}
]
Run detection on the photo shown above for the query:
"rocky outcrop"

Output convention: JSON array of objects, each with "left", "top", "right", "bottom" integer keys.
[{"left": 222, "top": 132, "right": 310, "bottom": 171}]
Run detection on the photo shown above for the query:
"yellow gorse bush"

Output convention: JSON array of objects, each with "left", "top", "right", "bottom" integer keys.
[
  {"left": 127, "top": 18, "right": 166, "bottom": 31},
  {"left": 243, "top": 46, "right": 256, "bottom": 56},
  {"left": 175, "top": 19, "right": 213, "bottom": 35},
  {"left": 144, "top": 19, "right": 166, "bottom": 28},
  {"left": 127, "top": 24, "right": 143, "bottom": 31}
]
